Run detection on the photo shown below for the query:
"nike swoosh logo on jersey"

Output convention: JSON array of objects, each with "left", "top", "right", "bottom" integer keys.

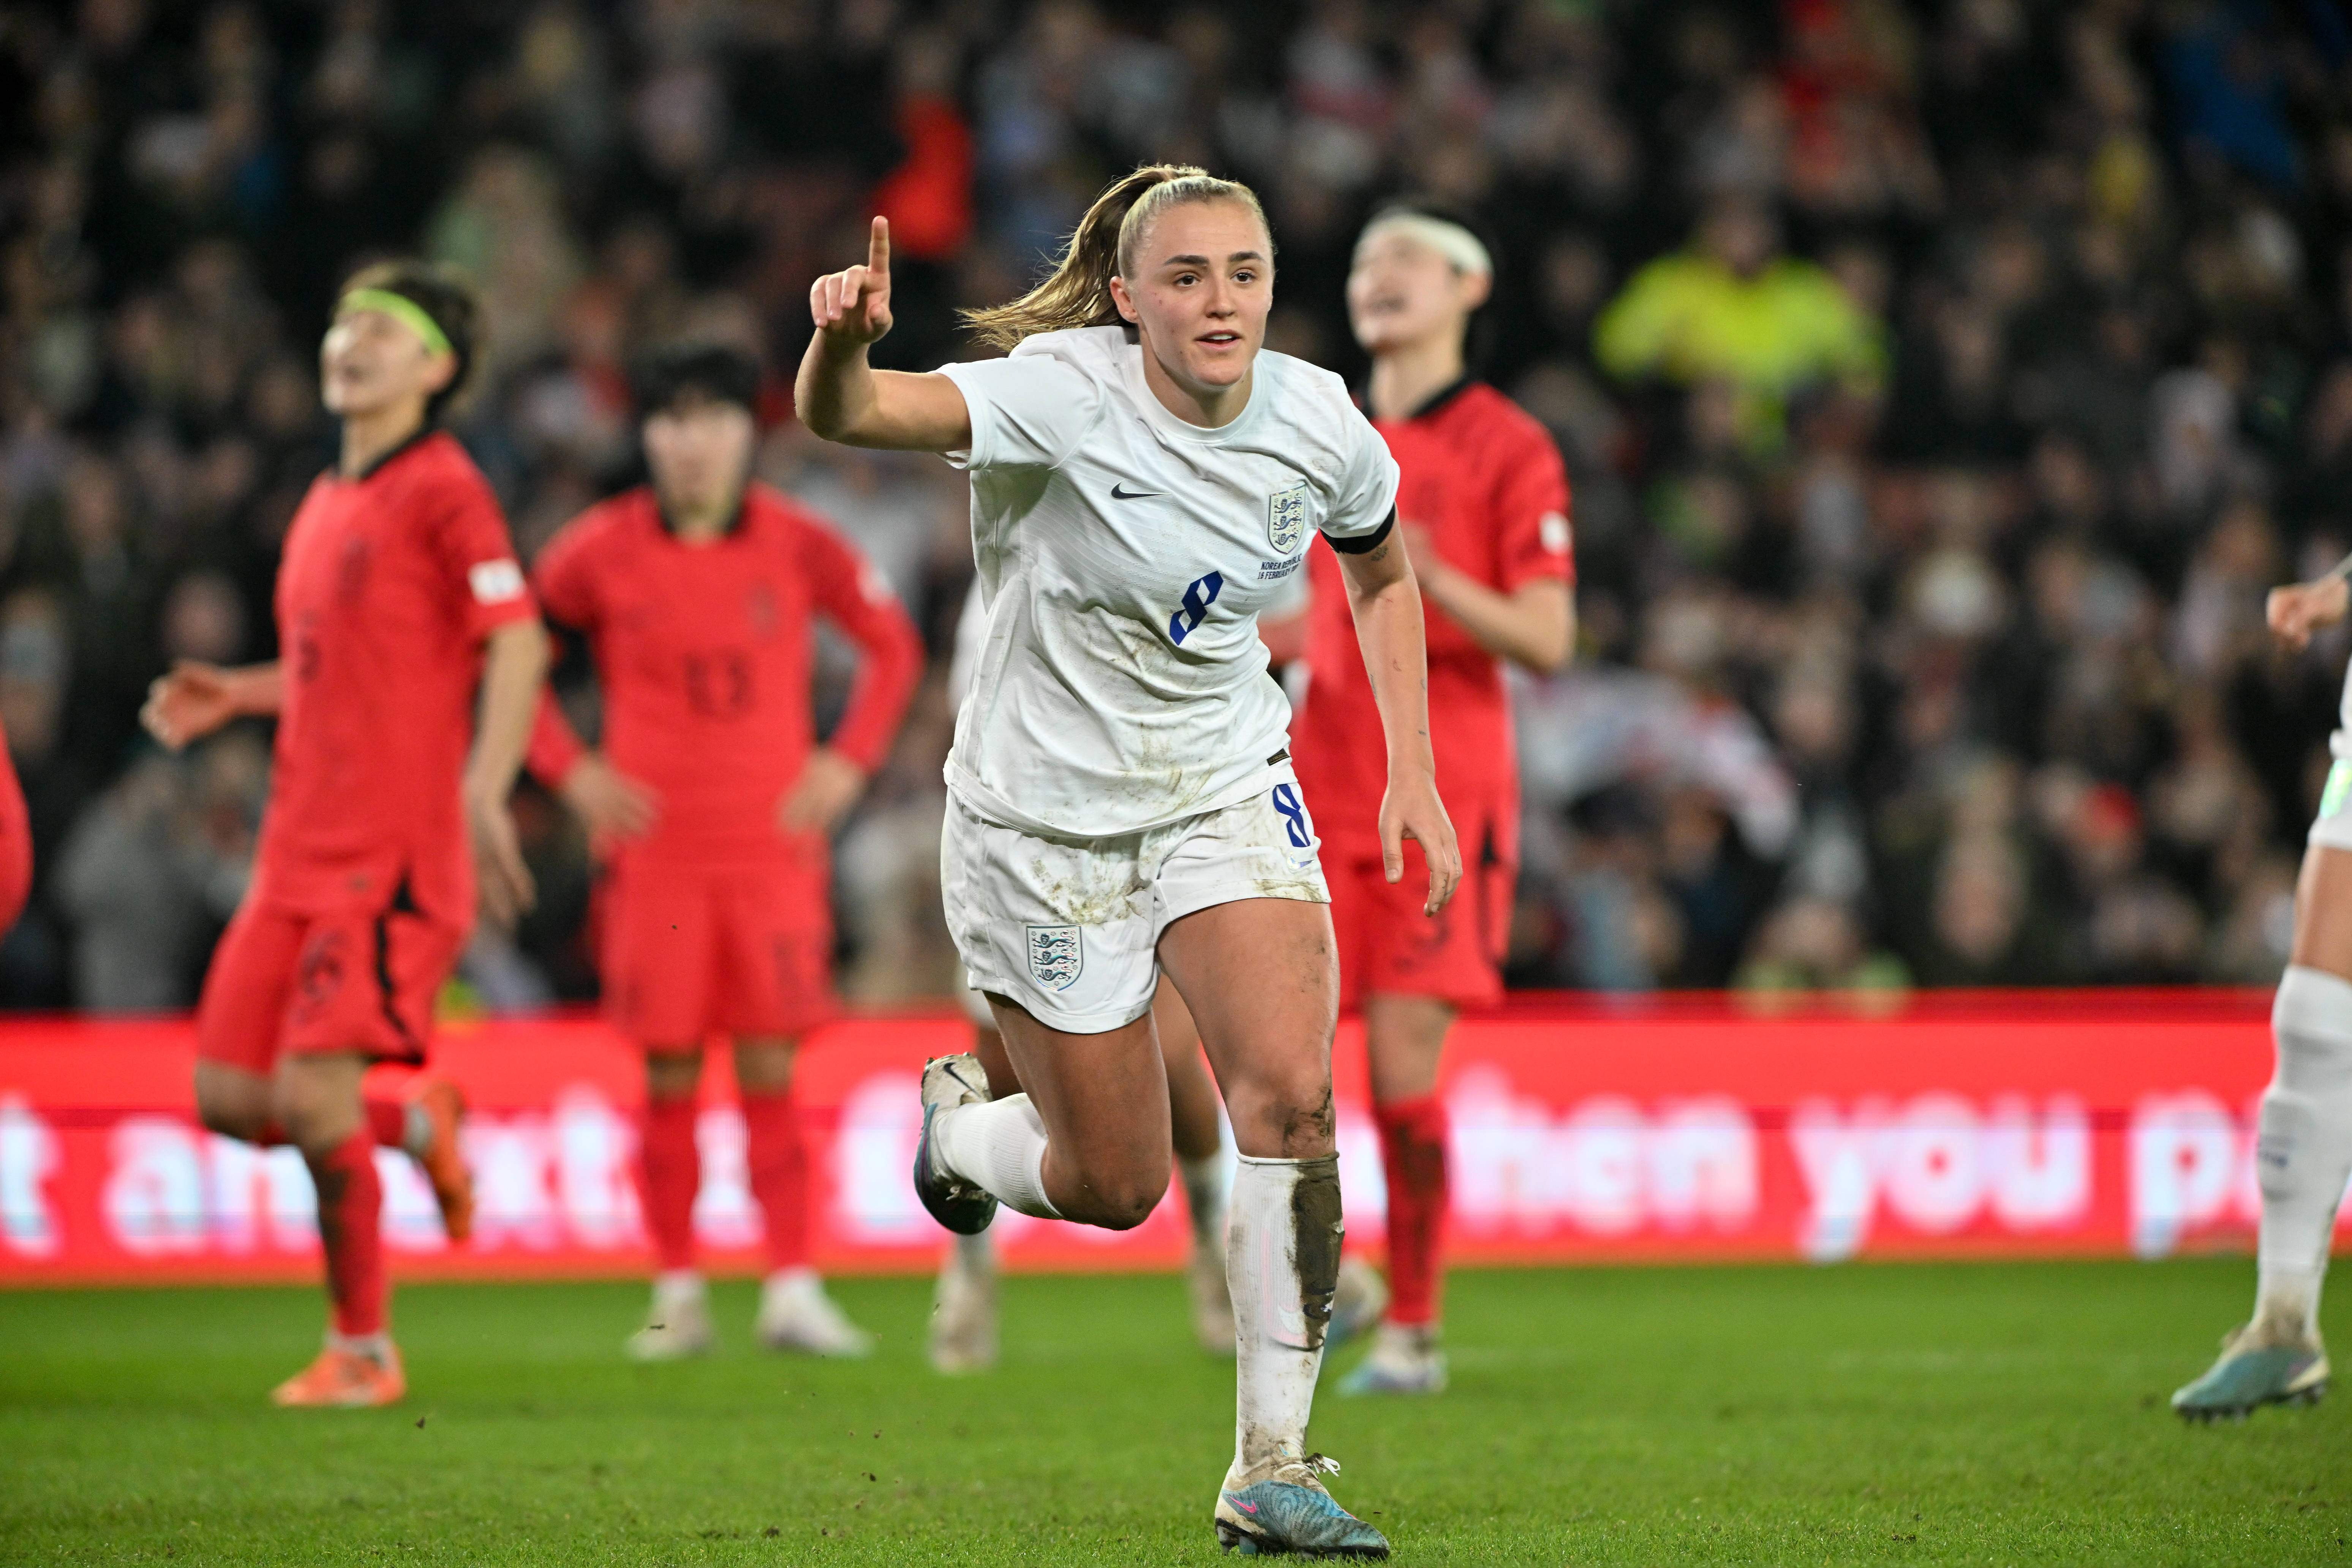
[{"left": 1109, "top": 483, "right": 1162, "bottom": 500}]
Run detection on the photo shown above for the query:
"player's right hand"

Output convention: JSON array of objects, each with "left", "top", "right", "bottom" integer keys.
[
  {"left": 465, "top": 787, "right": 537, "bottom": 929},
  {"left": 1379, "top": 768, "right": 1463, "bottom": 918},
  {"left": 2268, "top": 575, "right": 2350, "bottom": 652},
  {"left": 559, "top": 753, "right": 659, "bottom": 839},
  {"left": 141, "top": 660, "right": 236, "bottom": 751},
  {"left": 809, "top": 217, "right": 893, "bottom": 348}
]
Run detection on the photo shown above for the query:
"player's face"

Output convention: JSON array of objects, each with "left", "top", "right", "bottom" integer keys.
[
  {"left": 643, "top": 395, "right": 756, "bottom": 518},
  {"left": 319, "top": 308, "right": 453, "bottom": 421},
  {"left": 1113, "top": 199, "right": 1273, "bottom": 396},
  {"left": 1347, "top": 232, "right": 1488, "bottom": 357}
]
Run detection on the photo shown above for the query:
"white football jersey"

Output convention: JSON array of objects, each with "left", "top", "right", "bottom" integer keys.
[{"left": 937, "top": 326, "right": 1397, "bottom": 839}]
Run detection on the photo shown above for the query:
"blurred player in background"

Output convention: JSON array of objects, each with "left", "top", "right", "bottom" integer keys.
[
  {"left": 0, "top": 715, "right": 30, "bottom": 934},
  {"left": 928, "top": 581, "right": 1236, "bottom": 1374},
  {"left": 144, "top": 263, "right": 548, "bottom": 1407},
  {"left": 527, "top": 344, "right": 921, "bottom": 1360},
  {"left": 1288, "top": 204, "right": 1574, "bottom": 1397},
  {"left": 2172, "top": 568, "right": 2352, "bottom": 1417},
  {"left": 800, "top": 168, "right": 1457, "bottom": 1557}
]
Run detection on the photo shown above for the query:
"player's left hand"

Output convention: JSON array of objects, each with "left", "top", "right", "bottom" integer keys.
[
  {"left": 778, "top": 746, "right": 868, "bottom": 836},
  {"left": 466, "top": 787, "right": 537, "bottom": 928},
  {"left": 1379, "top": 770, "right": 1461, "bottom": 917}
]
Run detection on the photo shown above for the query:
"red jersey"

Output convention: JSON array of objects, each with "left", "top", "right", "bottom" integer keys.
[
  {"left": 526, "top": 484, "right": 923, "bottom": 865},
  {"left": 0, "top": 713, "right": 28, "bottom": 932},
  {"left": 1291, "top": 381, "right": 1573, "bottom": 849},
  {"left": 251, "top": 432, "right": 539, "bottom": 921}
]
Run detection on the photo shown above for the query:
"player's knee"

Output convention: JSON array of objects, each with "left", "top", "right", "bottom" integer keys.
[
  {"left": 1080, "top": 1174, "right": 1165, "bottom": 1231},
  {"left": 194, "top": 1094, "right": 262, "bottom": 1141},
  {"left": 193, "top": 1064, "right": 270, "bottom": 1141},
  {"left": 269, "top": 1078, "right": 355, "bottom": 1157},
  {"left": 643, "top": 1050, "right": 703, "bottom": 1103},
  {"left": 1236, "top": 1072, "right": 1336, "bottom": 1158}
]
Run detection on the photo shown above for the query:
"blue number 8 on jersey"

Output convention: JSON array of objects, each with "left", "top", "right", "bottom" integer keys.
[{"left": 1169, "top": 572, "right": 1224, "bottom": 645}]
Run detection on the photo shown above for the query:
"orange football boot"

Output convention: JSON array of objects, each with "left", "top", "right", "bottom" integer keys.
[
  {"left": 270, "top": 1343, "right": 406, "bottom": 1408},
  {"left": 407, "top": 1079, "right": 474, "bottom": 1243}
]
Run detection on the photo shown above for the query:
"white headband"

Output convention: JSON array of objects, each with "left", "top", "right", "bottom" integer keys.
[{"left": 1356, "top": 212, "right": 1492, "bottom": 278}]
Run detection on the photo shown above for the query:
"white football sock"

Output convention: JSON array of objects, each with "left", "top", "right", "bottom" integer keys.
[
  {"left": 954, "top": 1229, "right": 995, "bottom": 1271},
  {"left": 2256, "top": 965, "right": 2352, "bottom": 1339},
  {"left": 1228, "top": 1154, "right": 1342, "bottom": 1474},
  {"left": 1180, "top": 1150, "right": 1226, "bottom": 1253},
  {"left": 934, "top": 1093, "right": 1060, "bottom": 1219}
]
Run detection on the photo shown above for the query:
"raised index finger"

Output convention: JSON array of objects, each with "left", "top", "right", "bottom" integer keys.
[{"left": 867, "top": 216, "right": 890, "bottom": 279}]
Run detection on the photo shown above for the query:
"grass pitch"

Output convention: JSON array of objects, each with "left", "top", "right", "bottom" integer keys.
[{"left": 0, "top": 1260, "right": 2345, "bottom": 1564}]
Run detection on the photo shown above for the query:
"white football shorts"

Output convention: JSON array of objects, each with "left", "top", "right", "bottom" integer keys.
[
  {"left": 956, "top": 965, "right": 994, "bottom": 1028},
  {"left": 942, "top": 769, "right": 1331, "bottom": 1035}
]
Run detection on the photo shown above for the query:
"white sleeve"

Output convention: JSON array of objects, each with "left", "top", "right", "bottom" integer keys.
[
  {"left": 935, "top": 356, "right": 1103, "bottom": 471},
  {"left": 1320, "top": 401, "right": 1400, "bottom": 543}
]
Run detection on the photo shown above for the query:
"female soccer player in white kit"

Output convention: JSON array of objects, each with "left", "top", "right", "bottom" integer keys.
[
  {"left": 2171, "top": 569, "right": 2352, "bottom": 1417},
  {"left": 928, "top": 578, "right": 1242, "bottom": 1375},
  {"left": 798, "top": 166, "right": 1459, "bottom": 1557}
]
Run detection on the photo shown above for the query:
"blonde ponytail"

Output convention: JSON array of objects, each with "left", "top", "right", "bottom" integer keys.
[{"left": 961, "top": 164, "right": 1271, "bottom": 350}]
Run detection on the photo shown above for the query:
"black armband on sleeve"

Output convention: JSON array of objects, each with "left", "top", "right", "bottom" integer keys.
[{"left": 1323, "top": 508, "right": 1395, "bottom": 555}]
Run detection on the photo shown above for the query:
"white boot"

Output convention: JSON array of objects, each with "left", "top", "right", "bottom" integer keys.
[
  {"left": 625, "top": 1271, "right": 715, "bottom": 1361},
  {"left": 756, "top": 1269, "right": 874, "bottom": 1358},
  {"left": 930, "top": 1231, "right": 1000, "bottom": 1374}
]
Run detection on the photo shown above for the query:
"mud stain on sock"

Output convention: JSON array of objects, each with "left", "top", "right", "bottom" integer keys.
[{"left": 1291, "top": 1157, "right": 1342, "bottom": 1351}]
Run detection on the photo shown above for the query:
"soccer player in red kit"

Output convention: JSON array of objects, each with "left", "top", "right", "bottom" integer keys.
[
  {"left": 143, "top": 262, "right": 550, "bottom": 1407},
  {"left": 526, "top": 344, "right": 921, "bottom": 1359},
  {"left": 0, "top": 715, "right": 30, "bottom": 933},
  {"left": 1288, "top": 205, "right": 1575, "bottom": 1396}
]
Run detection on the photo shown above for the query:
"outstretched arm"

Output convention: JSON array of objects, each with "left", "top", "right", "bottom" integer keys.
[
  {"left": 795, "top": 218, "right": 973, "bottom": 451},
  {"left": 2271, "top": 566, "right": 2352, "bottom": 653},
  {"left": 1333, "top": 525, "right": 1461, "bottom": 916},
  {"left": 141, "top": 661, "right": 283, "bottom": 750}
]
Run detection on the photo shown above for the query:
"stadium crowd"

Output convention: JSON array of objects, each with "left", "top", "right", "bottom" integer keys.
[{"left": 0, "top": 0, "right": 2348, "bottom": 1006}]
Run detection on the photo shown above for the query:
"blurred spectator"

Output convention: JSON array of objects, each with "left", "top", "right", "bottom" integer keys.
[
  {"left": 1593, "top": 195, "right": 1886, "bottom": 454},
  {"left": 55, "top": 738, "right": 256, "bottom": 1011}
]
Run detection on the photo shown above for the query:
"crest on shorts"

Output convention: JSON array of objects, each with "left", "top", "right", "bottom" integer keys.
[
  {"left": 1026, "top": 925, "right": 1083, "bottom": 991},
  {"left": 1267, "top": 484, "right": 1309, "bottom": 556}
]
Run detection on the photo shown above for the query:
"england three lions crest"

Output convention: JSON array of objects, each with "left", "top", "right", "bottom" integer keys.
[
  {"left": 1026, "top": 925, "right": 1083, "bottom": 991},
  {"left": 1267, "top": 483, "right": 1309, "bottom": 556}
]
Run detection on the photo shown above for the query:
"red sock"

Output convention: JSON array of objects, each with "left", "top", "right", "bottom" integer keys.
[
  {"left": 741, "top": 1090, "right": 811, "bottom": 1272},
  {"left": 1375, "top": 1095, "right": 1449, "bottom": 1328},
  {"left": 364, "top": 1098, "right": 408, "bottom": 1151},
  {"left": 310, "top": 1132, "right": 387, "bottom": 1337},
  {"left": 636, "top": 1097, "right": 699, "bottom": 1272}
]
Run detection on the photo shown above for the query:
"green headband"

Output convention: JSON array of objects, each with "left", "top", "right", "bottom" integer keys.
[{"left": 335, "top": 288, "right": 454, "bottom": 359}]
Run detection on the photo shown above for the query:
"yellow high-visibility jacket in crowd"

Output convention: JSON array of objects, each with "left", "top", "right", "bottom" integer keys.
[{"left": 1595, "top": 252, "right": 1886, "bottom": 452}]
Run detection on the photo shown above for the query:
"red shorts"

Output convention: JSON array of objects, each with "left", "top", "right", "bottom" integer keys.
[
  {"left": 601, "top": 857, "right": 837, "bottom": 1047},
  {"left": 1327, "top": 810, "right": 1514, "bottom": 1011},
  {"left": 195, "top": 893, "right": 468, "bottom": 1073}
]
